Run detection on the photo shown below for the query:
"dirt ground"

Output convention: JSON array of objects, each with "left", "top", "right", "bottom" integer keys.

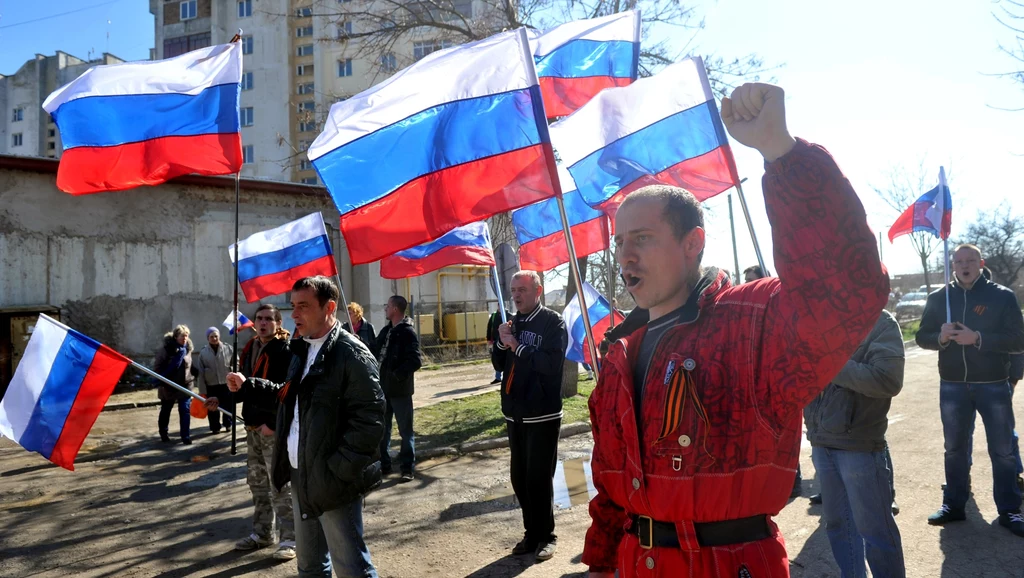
[{"left": 2, "top": 348, "right": 1023, "bottom": 577}]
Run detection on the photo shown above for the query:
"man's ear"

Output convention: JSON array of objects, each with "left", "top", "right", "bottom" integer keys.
[{"left": 685, "top": 227, "right": 706, "bottom": 259}]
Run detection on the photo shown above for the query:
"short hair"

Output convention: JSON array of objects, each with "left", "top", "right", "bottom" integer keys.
[
  {"left": 291, "top": 276, "right": 340, "bottom": 308},
  {"left": 255, "top": 304, "right": 282, "bottom": 323},
  {"left": 172, "top": 324, "right": 191, "bottom": 340},
  {"left": 388, "top": 295, "right": 408, "bottom": 315},
  {"left": 743, "top": 265, "right": 765, "bottom": 279},
  {"left": 511, "top": 270, "right": 542, "bottom": 289},
  {"left": 621, "top": 185, "right": 704, "bottom": 240},
  {"left": 953, "top": 244, "right": 982, "bottom": 259},
  {"left": 347, "top": 302, "right": 364, "bottom": 317}
]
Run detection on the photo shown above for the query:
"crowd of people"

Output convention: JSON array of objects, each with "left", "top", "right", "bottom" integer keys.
[{"left": 144, "top": 82, "right": 1022, "bottom": 578}]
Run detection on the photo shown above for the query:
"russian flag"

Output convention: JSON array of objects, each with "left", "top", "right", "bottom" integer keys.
[
  {"left": 229, "top": 212, "right": 338, "bottom": 302},
  {"left": 888, "top": 167, "right": 952, "bottom": 242},
  {"left": 42, "top": 43, "right": 243, "bottom": 195},
  {"left": 529, "top": 10, "right": 641, "bottom": 120},
  {"left": 380, "top": 222, "right": 495, "bottom": 279},
  {"left": 512, "top": 165, "right": 611, "bottom": 271},
  {"left": 222, "top": 310, "right": 255, "bottom": 335},
  {"left": 308, "top": 29, "right": 559, "bottom": 266},
  {"left": 0, "top": 315, "right": 129, "bottom": 470},
  {"left": 563, "top": 282, "right": 624, "bottom": 366},
  {"left": 549, "top": 56, "right": 740, "bottom": 218}
]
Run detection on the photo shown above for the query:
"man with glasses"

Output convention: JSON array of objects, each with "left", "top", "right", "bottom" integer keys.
[{"left": 917, "top": 244, "right": 1024, "bottom": 537}]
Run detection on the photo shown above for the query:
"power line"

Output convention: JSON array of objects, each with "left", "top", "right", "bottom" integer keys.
[{"left": 0, "top": 0, "right": 125, "bottom": 30}]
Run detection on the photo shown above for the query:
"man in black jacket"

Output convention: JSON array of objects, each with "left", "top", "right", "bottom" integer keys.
[
  {"left": 917, "top": 244, "right": 1024, "bottom": 537},
  {"left": 227, "top": 276, "right": 385, "bottom": 576},
  {"left": 375, "top": 295, "right": 423, "bottom": 482},
  {"left": 804, "top": 310, "right": 906, "bottom": 577},
  {"left": 496, "top": 270, "right": 567, "bottom": 562}
]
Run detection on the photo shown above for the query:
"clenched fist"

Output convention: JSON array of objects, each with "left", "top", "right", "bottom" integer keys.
[
  {"left": 721, "top": 83, "right": 796, "bottom": 162},
  {"left": 227, "top": 372, "right": 246, "bottom": 392}
]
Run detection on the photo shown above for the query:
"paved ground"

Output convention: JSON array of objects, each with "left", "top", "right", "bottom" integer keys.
[{"left": 2, "top": 348, "right": 1023, "bottom": 577}]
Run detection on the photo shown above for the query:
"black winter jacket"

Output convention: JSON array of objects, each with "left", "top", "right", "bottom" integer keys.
[
  {"left": 238, "top": 333, "right": 291, "bottom": 428},
  {"left": 376, "top": 318, "right": 422, "bottom": 397},
  {"left": 496, "top": 305, "right": 567, "bottom": 422},
  {"left": 246, "top": 322, "right": 385, "bottom": 518},
  {"left": 916, "top": 277, "right": 1024, "bottom": 383},
  {"left": 343, "top": 319, "right": 377, "bottom": 353},
  {"left": 804, "top": 310, "right": 905, "bottom": 452}
]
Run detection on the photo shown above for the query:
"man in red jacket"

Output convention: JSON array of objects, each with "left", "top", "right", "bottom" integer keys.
[{"left": 584, "top": 82, "right": 889, "bottom": 577}]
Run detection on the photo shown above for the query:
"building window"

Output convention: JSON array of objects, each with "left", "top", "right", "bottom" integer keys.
[
  {"left": 298, "top": 140, "right": 312, "bottom": 150},
  {"left": 297, "top": 101, "right": 315, "bottom": 113},
  {"left": 180, "top": 1, "right": 197, "bottom": 20},
  {"left": 240, "top": 72, "right": 254, "bottom": 91},
  {"left": 299, "top": 159, "right": 313, "bottom": 171},
  {"left": 242, "top": 145, "right": 254, "bottom": 164},
  {"left": 297, "top": 44, "right": 313, "bottom": 57},
  {"left": 238, "top": 0, "right": 252, "bottom": 18},
  {"left": 296, "top": 6, "right": 313, "bottom": 17},
  {"left": 241, "top": 35, "right": 253, "bottom": 55},
  {"left": 337, "top": 21, "right": 353, "bottom": 38},
  {"left": 413, "top": 40, "right": 454, "bottom": 61},
  {"left": 48, "top": 142, "right": 56, "bottom": 150},
  {"left": 301, "top": 177, "right": 318, "bottom": 184},
  {"left": 299, "top": 121, "right": 316, "bottom": 132},
  {"left": 241, "top": 107, "right": 254, "bottom": 127},
  {"left": 12, "top": 133, "right": 23, "bottom": 147},
  {"left": 296, "top": 25, "right": 313, "bottom": 37},
  {"left": 296, "top": 64, "right": 314, "bottom": 76},
  {"left": 380, "top": 53, "right": 397, "bottom": 73},
  {"left": 297, "top": 82, "right": 315, "bottom": 95},
  {"left": 337, "top": 59, "right": 353, "bottom": 77},
  {"left": 48, "top": 129, "right": 56, "bottom": 137},
  {"left": 11, "top": 108, "right": 23, "bottom": 122},
  {"left": 164, "top": 32, "right": 211, "bottom": 58}
]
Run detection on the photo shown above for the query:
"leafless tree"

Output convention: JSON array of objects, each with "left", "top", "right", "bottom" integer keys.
[
  {"left": 961, "top": 205, "right": 1024, "bottom": 290},
  {"left": 994, "top": 0, "right": 1024, "bottom": 101}
]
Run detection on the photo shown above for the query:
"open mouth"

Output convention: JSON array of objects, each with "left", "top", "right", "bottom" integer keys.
[{"left": 623, "top": 272, "right": 642, "bottom": 288}]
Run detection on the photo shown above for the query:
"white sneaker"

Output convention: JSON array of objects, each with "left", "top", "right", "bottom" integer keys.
[{"left": 273, "top": 541, "right": 297, "bottom": 560}]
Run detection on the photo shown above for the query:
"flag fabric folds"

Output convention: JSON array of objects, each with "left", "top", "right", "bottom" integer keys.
[
  {"left": 888, "top": 168, "right": 952, "bottom": 242},
  {"left": 222, "top": 310, "right": 254, "bottom": 335},
  {"left": 229, "top": 212, "right": 338, "bottom": 302},
  {"left": 529, "top": 11, "right": 641, "bottom": 120},
  {"left": 380, "top": 222, "right": 495, "bottom": 279},
  {"left": 308, "top": 29, "right": 559, "bottom": 266},
  {"left": 512, "top": 165, "right": 610, "bottom": 271},
  {"left": 42, "top": 43, "right": 243, "bottom": 195},
  {"left": 562, "top": 282, "right": 624, "bottom": 366},
  {"left": 549, "top": 56, "right": 740, "bottom": 218},
  {"left": 0, "top": 315, "right": 129, "bottom": 470}
]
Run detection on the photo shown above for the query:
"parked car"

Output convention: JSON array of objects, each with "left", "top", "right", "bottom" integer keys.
[{"left": 895, "top": 292, "right": 929, "bottom": 320}]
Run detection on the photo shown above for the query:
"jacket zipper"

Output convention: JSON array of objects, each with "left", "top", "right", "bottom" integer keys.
[{"left": 962, "top": 287, "right": 968, "bottom": 383}]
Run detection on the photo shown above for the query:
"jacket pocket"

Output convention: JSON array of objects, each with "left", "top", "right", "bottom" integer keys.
[{"left": 818, "top": 385, "right": 856, "bottom": 435}]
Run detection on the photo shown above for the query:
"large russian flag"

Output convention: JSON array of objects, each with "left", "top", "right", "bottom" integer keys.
[
  {"left": 308, "top": 29, "right": 559, "bottom": 265},
  {"left": 549, "top": 56, "right": 740, "bottom": 218},
  {"left": 512, "top": 165, "right": 611, "bottom": 271},
  {"left": 529, "top": 10, "right": 641, "bottom": 120},
  {"left": 230, "top": 212, "right": 338, "bottom": 302},
  {"left": 563, "top": 282, "right": 624, "bottom": 366},
  {"left": 888, "top": 167, "right": 952, "bottom": 242},
  {"left": 0, "top": 315, "right": 130, "bottom": 471},
  {"left": 380, "top": 222, "right": 495, "bottom": 279},
  {"left": 42, "top": 43, "right": 243, "bottom": 195}
]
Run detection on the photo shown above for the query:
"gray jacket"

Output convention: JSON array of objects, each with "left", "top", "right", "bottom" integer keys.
[
  {"left": 196, "top": 343, "right": 234, "bottom": 395},
  {"left": 804, "top": 310, "right": 905, "bottom": 452}
]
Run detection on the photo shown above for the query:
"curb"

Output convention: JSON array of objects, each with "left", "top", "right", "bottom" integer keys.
[
  {"left": 104, "top": 400, "right": 162, "bottom": 412},
  {"left": 417, "top": 420, "right": 592, "bottom": 460}
]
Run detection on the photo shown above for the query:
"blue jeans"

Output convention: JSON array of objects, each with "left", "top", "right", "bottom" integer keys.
[
  {"left": 940, "top": 380, "right": 1023, "bottom": 513},
  {"left": 379, "top": 394, "right": 414, "bottom": 473},
  {"left": 292, "top": 489, "right": 377, "bottom": 577},
  {"left": 812, "top": 446, "right": 905, "bottom": 578},
  {"left": 158, "top": 397, "right": 190, "bottom": 440}
]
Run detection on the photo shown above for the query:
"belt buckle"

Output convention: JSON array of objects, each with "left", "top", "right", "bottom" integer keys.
[{"left": 638, "top": 516, "right": 653, "bottom": 550}]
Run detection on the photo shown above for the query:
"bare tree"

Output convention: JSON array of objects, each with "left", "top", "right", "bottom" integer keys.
[
  {"left": 961, "top": 204, "right": 1024, "bottom": 289},
  {"left": 994, "top": 0, "right": 1024, "bottom": 99}
]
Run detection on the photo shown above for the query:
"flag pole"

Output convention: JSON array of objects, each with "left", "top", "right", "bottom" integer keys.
[
  {"left": 735, "top": 180, "right": 769, "bottom": 276},
  {"left": 940, "top": 166, "right": 951, "bottom": 323},
  {"left": 334, "top": 273, "right": 354, "bottom": 330},
  {"left": 728, "top": 192, "right": 741, "bottom": 285},
  {"left": 231, "top": 171, "right": 240, "bottom": 455},
  {"left": 555, "top": 193, "right": 601, "bottom": 372},
  {"left": 492, "top": 266, "right": 508, "bottom": 324}
]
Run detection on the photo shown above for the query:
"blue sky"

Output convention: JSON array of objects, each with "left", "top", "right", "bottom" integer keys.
[{"left": 2, "top": 0, "right": 1022, "bottom": 276}]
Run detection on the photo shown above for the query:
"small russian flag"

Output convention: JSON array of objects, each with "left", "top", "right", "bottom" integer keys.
[
  {"left": 888, "top": 167, "right": 952, "bottom": 242},
  {"left": 222, "top": 310, "right": 254, "bottom": 335}
]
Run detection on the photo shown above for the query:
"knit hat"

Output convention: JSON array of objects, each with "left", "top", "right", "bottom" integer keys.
[{"left": 206, "top": 327, "right": 220, "bottom": 338}]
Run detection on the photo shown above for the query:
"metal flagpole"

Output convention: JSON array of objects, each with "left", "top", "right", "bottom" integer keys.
[
  {"left": 133, "top": 361, "right": 239, "bottom": 422},
  {"left": 735, "top": 180, "right": 770, "bottom": 276},
  {"left": 492, "top": 266, "right": 508, "bottom": 324},
  {"left": 555, "top": 194, "right": 601, "bottom": 372},
  {"left": 231, "top": 171, "right": 240, "bottom": 455},
  {"left": 334, "top": 274, "right": 354, "bottom": 330},
  {"left": 728, "top": 192, "right": 740, "bottom": 285},
  {"left": 605, "top": 247, "right": 616, "bottom": 329},
  {"left": 940, "top": 167, "right": 951, "bottom": 323}
]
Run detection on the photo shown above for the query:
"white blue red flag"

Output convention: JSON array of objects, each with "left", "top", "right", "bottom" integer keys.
[
  {"left": 229, "top": 212, "right": 338, "bottom": 302},
  {"left": 222, "top": 310, "right": 255, "bottom": 335},
  {"left": 307, "top": 29, "right": 559, "bottom": 265},
  {"left": 42, "top": 43, "right": 243, "bottom": 195},
  {"left": 563, "top": 282, "right": 624, "bottom": 365},
  {"left": 888, "top": 168, "right": 952, "bottom": 242},
  {"left": 512, "top": 165, "right": 610, "bottom": 271},
  {"left": 0, "top": 315, "right": 130, "bottom": 470},
  {"left": 549, "top": 56, "right": 740, "bottom": 218},
  {"left": 528, "top": 11, "right": 640, "bottom": 119},
  {"left": 380, "top": 222, "right": 495, "bottom": 279}
]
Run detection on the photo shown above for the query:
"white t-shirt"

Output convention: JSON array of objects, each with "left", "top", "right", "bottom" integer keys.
[{"left": 287, "top": 324, "right": 333, "bottom": 470}]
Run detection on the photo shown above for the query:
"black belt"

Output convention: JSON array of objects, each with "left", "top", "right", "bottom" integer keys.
[{"left": 627, "top": 514, "right": 772, "bottom": 549}]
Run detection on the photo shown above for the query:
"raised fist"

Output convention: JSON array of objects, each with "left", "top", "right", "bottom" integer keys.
[{"left": 721, "top": 83, "right": 796, "bottom": 162}]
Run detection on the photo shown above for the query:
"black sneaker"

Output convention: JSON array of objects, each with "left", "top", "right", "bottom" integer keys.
[
  {"left": 511, "top": 538, "right": 536, "bottom": 556},
  {"left": 399, "top": 471, "right": 415, "bottom": 483},
  {"left": 892, "top": 501, "right": 900, "bottom": 516},
  {"left": 181, "top": 438, "right": 192, "bottom": 445},
  {"left": 381, "top": 466, "right": 393, "bottom": 477},
  {"left": 808, "top": 494, "right": 822, "bottom": 505},
  {"left": 160, "top": 433, "right": 171, "bottom": 443},
  {"left": 999, "top": 510, "right": 1024, "bottom": 537},
  {"left": 927, "top": 504, "right": 966, "bottom": 525},
  {"left": 490, "top": 378, "right": 502, "bottom": 385}
]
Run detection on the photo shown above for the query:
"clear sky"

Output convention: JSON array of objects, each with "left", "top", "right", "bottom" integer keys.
[{"left": 1, "top": 0, "right": 1022, "bottom": 276}]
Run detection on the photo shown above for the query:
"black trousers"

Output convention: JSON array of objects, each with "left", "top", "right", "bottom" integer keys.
[
  {"left": 205, "top": 384, "right": 235, "bottom": 431},
  {"left": 506, "top": 418, "right": 560, "bottom": 545}
]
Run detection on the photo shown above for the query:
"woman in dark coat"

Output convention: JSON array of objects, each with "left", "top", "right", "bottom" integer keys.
[{"left": 154, "top": 324, "right": 196, "bottom": 444}]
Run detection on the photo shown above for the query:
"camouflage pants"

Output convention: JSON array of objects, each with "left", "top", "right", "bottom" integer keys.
[{"left": 247, "top": 428, "right": 294, "bottom": 542}]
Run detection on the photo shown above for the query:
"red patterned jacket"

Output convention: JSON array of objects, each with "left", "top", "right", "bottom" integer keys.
[{"left": 583, "top": 140, "right": 889, "bottom": 577}]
